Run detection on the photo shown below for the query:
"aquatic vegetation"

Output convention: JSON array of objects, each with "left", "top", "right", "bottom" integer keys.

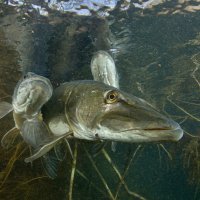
[
  {"left": 168, "top": 78, "right": 200, "bottom": 188},
  {"left": 0, "top": 49, "right": 180, "bottom": 200},
  {"left": 0, "top": 142, "right": 26, "bottom": 188},
  {"left": 183, "top": 138, "right": 200, "bottom": 185},
  {"left": 0, "top": 124, "right": 173, "bottom": 200},
  {"left": 0, "top": 137, "right": 149, "bottom": 200},
  {"left": 1, "top": 1, "right": 200, "bottom": 199}
]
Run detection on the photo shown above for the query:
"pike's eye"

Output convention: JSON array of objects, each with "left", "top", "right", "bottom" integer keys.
[{"left": 105, "top": 91, "right": 118, "bottom": 104}]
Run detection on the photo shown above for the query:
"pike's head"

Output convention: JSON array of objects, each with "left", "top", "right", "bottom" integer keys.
[{"left": 66, "top": 81, "right": 183, "bottom": 143}]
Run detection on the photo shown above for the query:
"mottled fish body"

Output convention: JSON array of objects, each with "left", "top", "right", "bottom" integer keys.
[{"left": 44, "top": 80, "right": 183, "bottom": 143}]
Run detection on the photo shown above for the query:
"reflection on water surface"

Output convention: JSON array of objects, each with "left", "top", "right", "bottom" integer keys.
[{"left": 0, "top": 0, "right": 200, "bottom": 200}]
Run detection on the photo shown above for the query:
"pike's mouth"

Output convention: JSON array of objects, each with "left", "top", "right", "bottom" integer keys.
[
  {"left": 111, "top": 124, "right": 183, "bottom": 142},
  {"left": 143, "top": 128, "right": 172, "bottom": 131},
  {"left": 119, "top": 126, "right": 180, "bottom": 132}
]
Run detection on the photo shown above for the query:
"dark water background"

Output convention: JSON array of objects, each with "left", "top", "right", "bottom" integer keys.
[{"left": 0, "top": 1, "right": 200, "bottom": 200}]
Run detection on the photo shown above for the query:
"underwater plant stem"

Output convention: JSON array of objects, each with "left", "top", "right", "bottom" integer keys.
[
  {"left": 184, "top": 130, "right": 200, "bottom": 138},
  {"left": 101, "top": 147, "right": 146, "bottom": 200},
  {"left": 123, "top": 184, "right": 146, "bottom": 199},
  {"left": 109, "top": 146, "right": 141, "bottom": 199},
  {"left": 64, "top": 139, "right": 74, "bottom": 159},
  {"left": 0, "top": 95, "right": 11, "bottom": 100},
  {"left": 0, "top": 143, "right": 27, "bottom": 188},
  {"left": 194, "top": 181, "right": 200, "bottom": 200},
  {"left": 167, "top": 97, "right": 200, "bottom": 122},
  {"left": 175, "top": 99, "right": 200, "bottom": 106},
  {"left": 68, "top": 141, "right": 78, "bottom": 200},
  {"left": 20, "top": 176, "right": 48, "bottom": 185},
  {"left": 159, "top": 144, "right": 172, "bottom": 161},
  {"left": 76, "top": 169, "right": 107, "bottom": 196},
  {"left": 191, "top": 64, "right": 200, "bottom": 88},
  {"left": 84, "top": 146, "right": 115, "bottom": 200},
  {"left": 1, "top": 127, "right": 18, "bottom": 149},
  {"left": 179, "top": 116, "right": 188, "bottom": 125}
]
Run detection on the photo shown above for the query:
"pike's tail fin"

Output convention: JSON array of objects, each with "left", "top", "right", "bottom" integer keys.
[{"left": 0, "top": 101, "right": 13, "bottom": 119}]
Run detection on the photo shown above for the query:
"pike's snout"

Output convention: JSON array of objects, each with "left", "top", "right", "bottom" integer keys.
[
  {"left": 125, "top": 96, "right": 184, "bottom": 142},
  {"left": 141, "top": 112, "right": 183, "bottom": 141},
  {"left": 99, "top": 90, "right": 183, "bottom": 143}
]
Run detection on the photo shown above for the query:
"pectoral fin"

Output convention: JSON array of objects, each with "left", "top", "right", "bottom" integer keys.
[
  {"left": 42, "top": 142, "right": 68, "bottom": 179},
  {"left": 54, "top": 142, "right": 66, "bottom": 161},
  {"left": 21, "top": 119, "right": 52, "bottom": 148},
  {"left": 42, "top": 151, "right": 60, "bottom": 179},
  {"left": 0, "top": 101, "right": 13, "bottom": 119},
  {"left": 24, "top": 132, "right": 72, "bottom": 163},
  {"left": 1, "top": 127, "right": 21, "bottom": 149}
]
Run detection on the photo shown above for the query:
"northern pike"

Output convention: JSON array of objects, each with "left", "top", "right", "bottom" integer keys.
[
  {"left": 24, "top": 77, "right": 184, "bottom": 167},
  {"left": 0, "top": 51, "right": 183, "bottom": 178},
  {"left": 44, "top": 80, "right": 183, "bottom": 143}
]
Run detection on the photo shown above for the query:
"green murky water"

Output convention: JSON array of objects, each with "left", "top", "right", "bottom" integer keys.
[{"left": 0, "top": 1, "right": 200, "bottom": 200}]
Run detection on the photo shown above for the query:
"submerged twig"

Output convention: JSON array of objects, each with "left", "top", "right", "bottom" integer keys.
[
  {"left": 179, "top": 116, "right": 188, "bottom": 125},
  {"left": 0, "top": 95, "right": 11, "bottom": 100},
  {"left": 68, "top": 141, "right": 78, "bottom": 200},
  {"left": 175, "top": 99, "right": 200, "bottom": 106},
  {"left": 191, "top": 61, "right": 200, "bottom": 87},
  {"left": 64, "top": 138, "right": 74, "bottom": 159},
  {"left": 101, "top": 147, "right": 146, "bottom": 200},
  {"left": 167, "top": 96, "right": 200, "bottom": 122},
  {"left": 84, "top": 146, "right": 115, "bottom": 200},
  {"left": 20, "top": 176, "right": 48, "bottom": 185},
  {"left": 194, "top": 181, "right": 200, "bottom": 200},
  {"left": 1, "top": 127, "right": 19, "bottom": 149},
  {"left": 76, "top": 169, "right": 107, "bottom": 196},
  {"left": 114, "top": 146, "right": 144, "bottom": 199},
  {"left": 0, "top": 143, "right": 27, "bottom": 188},
  {"left": 159, "top": 144, "right": 172, "bottom": 161},
  {"left": 184, "top": 130, "right": 200, "bottom": 138}
]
